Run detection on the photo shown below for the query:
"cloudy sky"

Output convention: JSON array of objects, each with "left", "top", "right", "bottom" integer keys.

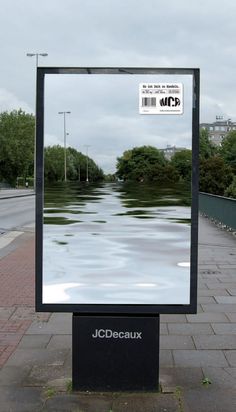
[{"left": 1, "top": 0, "right": 236, "bottom": 172}]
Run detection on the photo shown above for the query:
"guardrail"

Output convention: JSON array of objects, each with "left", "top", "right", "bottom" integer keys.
[{"left": 199, "top": 192, "right": 236, "bottom": 231}]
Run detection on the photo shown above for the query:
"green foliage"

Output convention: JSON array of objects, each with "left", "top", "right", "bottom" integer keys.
[
  {"left": 199, "top": 128, "right": 218, "bottom": 159},
  {"left": 200, "top": 156, "right": 233, "bottom": 196},
  {"left": 44, "top": 145, "right": 104, "bottom": 183},
  {"left": 0, "top": 109, "right": 34, "bottom": 185},
  {"left": 116, "top": 145, "right": 175, "bottom": 183},
  {"left": 104, "top": 174, "right": 117, "bottom": 182},
  {"left": 220, "top": 131, "right": 236, "bottom": 172},
  {"left": 170, "top": 149, "right": 192, "bottom": 181},
  {"left": 224, "top": 176, "right": 236, "bottom": 199},
  {"left": 201, "top": 377, "right": 212, "bottom": 386},
  {"left": 66, "top": 379, "right": 73, "bottom": 393},
  {"left": 44, "top": 387, "right": 56, "bottom": 398}
]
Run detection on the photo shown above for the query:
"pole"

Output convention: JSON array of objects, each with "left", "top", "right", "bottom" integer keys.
[
  {"left": 64, "top": 113, "right": 67, "bottom": 182},
  {"left": 26, "top": 52, "right": 48, "bottom": 190},
  {"left": 58, "top": 112, "right": 70, "bottom": 182},
  {"left": 84, "top": 145, "right": 90, "bottom": 182}
]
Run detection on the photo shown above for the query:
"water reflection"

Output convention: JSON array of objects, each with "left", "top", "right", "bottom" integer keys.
[{"left": 43, "top": 182, "right": 191, "bottom": 305}]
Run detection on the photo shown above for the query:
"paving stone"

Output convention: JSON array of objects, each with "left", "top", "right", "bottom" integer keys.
[
  {"left": 193, "top": 335, "right": 236, "bottom": 350},
  {"left": 0, "top": 365, "right": 32, "bottom": 386},
  {"left": 197, "top": 296, "right": 216, "bottom": 303},
  {"left": 226, "top": 313, "right": 236, "bottom": 322},
  {"left": 159, "top": 350, "right": 174, "bottom": 367},
  {"left": 198, "top": 264, "right": 219, "bottom": 269},
  {"left": 214, "top": 296, "right": 236, "bottom": 304},
  {"left": 202, "top": 366, "right": 236, "bottom": 390},
  {"left": 6, "top": 348, "right": 69, "bottom": 367},
  {"left": 112, "top": 393, "right": 179, "bottom": 412},
  {"left": 186, "top": 312, "right": 229, "bottom": 322},
  {"left": 224, "top": 367, "right": 236, "bottom": 379},
  {"left": 205, "top": 281, "right": 235, "bottom": 289},
  {"left": 224, "top": 351, "right": 236, "bottom": 366},
  {"left": 160, "top": 323, "right": 168, "bottom": 335},
  {"left": 160, "top": 367, "right": 203, "bottom": 389},
  {"left": 168, "top": 323, "right": 213, "bottom": 335},
  {"left": 218, "top": 276, "right": 236, "bottom": 283},
  {"left": 211, "top": 323, "right": 236, "bottom": 334},
  {"left": 197, "top": 304, "right": 203, "bottom": 313},
  {"left": 26, "top": 313, "right": 72, "bottom": 335},
  {"left": 0, "top": 307, "right": 16, "bottom": 320},
  {"left": 43, "top": 393, "right": 113, "bottom": 412},
  {"left": 160, "top": 335, "right": 194, "bottom": 349},
  {"left": 46, "top": 334, "right": 72, "bottom": 349},
  {"left": 0, "top": 387, "right": 42, "bottom": 412},
  {"left": 197, "top": 288, "right": 230, "bottom": 297},
  {"left": 202, "top": 304, "right": 236, "bottom": 313},
  {"left": 183, "top": 389, "right": 236, "bottom": 412},
  {"left": 173, "top": 350, "right": 228, "bottom": 367},
  {"left": 18, "top": 334, "right": 52, "bottom": 348},
  {"left": 23, "top": 364, "right": 70, "bottom": 387},
  {"left": 160, "top": 314, "right": 187, "bottom": 323}
]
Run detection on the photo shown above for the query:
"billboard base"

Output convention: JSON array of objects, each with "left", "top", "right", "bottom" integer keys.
[{"left": 72, "top": 314, "right": 160, "bottom": 392}]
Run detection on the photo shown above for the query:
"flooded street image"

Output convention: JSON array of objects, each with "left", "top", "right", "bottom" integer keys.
[{"left": 43, "top": 182, "right": 191, "bottom": 305}]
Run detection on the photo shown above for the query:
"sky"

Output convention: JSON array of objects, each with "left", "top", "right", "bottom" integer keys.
[{"left": 1, "top": 0, "right": 236, "bottom": 173}]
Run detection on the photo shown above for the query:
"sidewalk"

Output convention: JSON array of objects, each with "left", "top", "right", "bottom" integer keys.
[{"left": 0, "top": 217, "right": 236, "bottom": 411}]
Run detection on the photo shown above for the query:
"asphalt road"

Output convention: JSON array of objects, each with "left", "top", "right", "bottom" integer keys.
[{"left": 0, "top": 195, "right": 35, "bottom": 231}]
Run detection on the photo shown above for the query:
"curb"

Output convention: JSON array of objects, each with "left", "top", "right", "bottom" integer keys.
[{"left": 0, "top": 193, "right": 35, "bottom": 200}]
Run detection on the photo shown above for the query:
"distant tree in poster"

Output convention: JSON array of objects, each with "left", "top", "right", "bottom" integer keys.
[
  {"left": 170, "top": 149, "right": 192, "bottom": 181},
  {"left": 116, "top": 146, "right": 168, "bottom": 182},
  {"left": 44, "top": 145, "right": 104, "bottom": 183}
]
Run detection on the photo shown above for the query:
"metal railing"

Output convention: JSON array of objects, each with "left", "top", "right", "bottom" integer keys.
[{"left": 199, "top": 192, "right": 236, "bottom": 231}]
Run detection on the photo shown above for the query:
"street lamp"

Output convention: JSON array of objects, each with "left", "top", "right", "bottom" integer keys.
[
  {"left": 58, "top": 111, "right": 71, "bottom": 182},
  {"left": 26, "top": 52, "right": 48, "bottom": 190},
  {"left": 84, "top": 145, "right": 91, "bottom": 182}
]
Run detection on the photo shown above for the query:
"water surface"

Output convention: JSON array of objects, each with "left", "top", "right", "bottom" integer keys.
[{"left": 43, "top": 182, "right": 191, "bottom": 305}]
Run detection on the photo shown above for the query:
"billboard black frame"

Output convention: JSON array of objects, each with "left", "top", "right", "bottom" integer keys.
[{"left": 36, "top": 67, "right": 199, "bottom": 315}]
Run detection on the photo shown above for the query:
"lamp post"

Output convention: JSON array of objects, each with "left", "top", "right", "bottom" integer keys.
[
  {"left": 84, "top": 145, "right": 90, "bottom": 182},
  {"left": 26, "top": 52, "right": 48, "bottom": 190},
  {"left": 58, "top": 112, "right": 71, "bottom": 182}
]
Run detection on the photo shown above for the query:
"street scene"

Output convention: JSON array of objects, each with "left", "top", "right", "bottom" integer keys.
[
  {"left": 1, "top": 0, "right": 236, "bottom": 411},
  {"left": 0, "top": 196, "right": 236, "bottom": 410}
]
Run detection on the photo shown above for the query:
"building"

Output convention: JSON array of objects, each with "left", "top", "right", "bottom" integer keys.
[
  {"left": 160, "top": 145, "right": 186, "bottom": 160},
  {"left": 200, "top": 117, "right": 236, "bottom": 146}
]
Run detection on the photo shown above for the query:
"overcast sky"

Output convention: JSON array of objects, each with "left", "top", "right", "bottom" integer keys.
[{"left": 1, "top": 0, "right": 236, "bottom": 172}]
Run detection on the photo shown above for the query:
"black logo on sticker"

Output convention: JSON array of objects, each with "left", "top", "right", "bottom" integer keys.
[{"left": 159, "top": 97, "right": 181, "bottom": 107}]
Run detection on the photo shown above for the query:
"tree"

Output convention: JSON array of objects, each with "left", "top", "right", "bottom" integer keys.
[
  {"left": 116, "top": 145, "right": 167, "bottom": 182},
  {"left": 224, "top": 176, "right": 236, "bottom": 199},
  {"left": 199, "top": 128, "right": 218, "bottom": 159},
  {"left": 220, "top": 131, "right": 236, "bottom": 172},
  {"left": 44, "top": 145, "right": 104, "bottom": 183},
  {"left": 170, "top": 149, "right": 192, "bottom": 181},
  {"left": 0, "top": 110, "right": 34, "bottom": 185},
  {"left": 200, "top": 156, "right": 233, "bottom": 196}
]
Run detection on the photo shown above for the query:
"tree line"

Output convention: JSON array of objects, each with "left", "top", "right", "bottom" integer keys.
[
  {"left": 0, "top": 109, "right": 236, "bottom": 197},
  {"left": 0, "top": 110, "right": 103, "bottom": 186},
  {"left": 115, "top": 130, "right": 236, "bottom": 198}
]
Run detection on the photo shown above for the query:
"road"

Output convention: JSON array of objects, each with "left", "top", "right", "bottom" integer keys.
[{"left": 0, "top": 195, "right": 35, "bottom": 231}]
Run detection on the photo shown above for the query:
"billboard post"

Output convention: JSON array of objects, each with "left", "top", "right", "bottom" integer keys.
[{"left": 36, "top": 67, "right": 199, "bottom": 391}]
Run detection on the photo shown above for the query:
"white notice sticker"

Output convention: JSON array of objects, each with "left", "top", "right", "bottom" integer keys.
[{"left": 139, "top": 83, "right": 183, "bottom": 115}]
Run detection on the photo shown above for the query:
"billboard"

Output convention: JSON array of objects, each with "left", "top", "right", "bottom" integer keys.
[{"left": 36, "top": 67, "right": 199, "bottom": 314}]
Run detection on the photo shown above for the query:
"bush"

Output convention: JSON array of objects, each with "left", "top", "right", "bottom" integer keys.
[{"left": 224, "top": 176, "right": 236, "bottom": 199}]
